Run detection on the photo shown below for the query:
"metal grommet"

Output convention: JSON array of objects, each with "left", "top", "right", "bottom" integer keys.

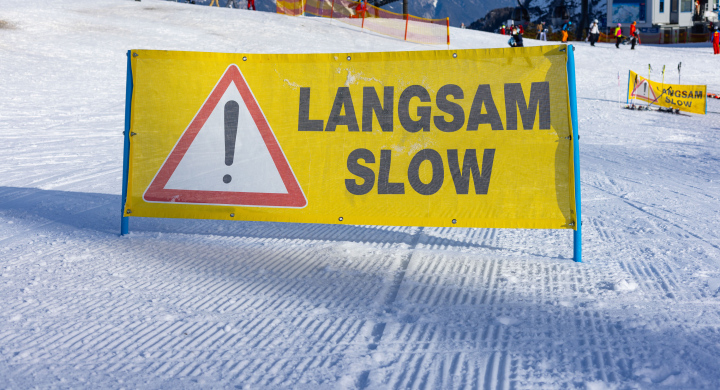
[
  {"left": 230, "top": 213, "right": 235, "bottom": 217},
  {"left": 451, "top": 219, "right": 457, "bottom": 224},
  {"left": 132, "top": 52, "right": 138, "bottom": 58},
  {"left": 242, "top": 56, "right": 247, "bottom": 61},
  {"left": 452, "top": 53, "right": 457, "bottom": 58},
  {"left": 338, "top": 217, "right": 344, "bottom": 221},
  {"left": 346, "top": 56, "right": 351, "bottom": 61},
  {"left": 126, "top": 209, "right": 132, "bottom": 214}
]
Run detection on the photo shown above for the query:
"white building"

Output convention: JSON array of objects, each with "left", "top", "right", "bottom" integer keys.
[{"left": 607, "top": 0, "right": 718, "bottom": 28}]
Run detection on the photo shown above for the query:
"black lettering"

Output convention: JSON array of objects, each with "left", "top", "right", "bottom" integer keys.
[
  {"left": 433, "top": 84, "right": 465, "bottom": 132},
  {"left": 362, "top": 86, "right": 394, "bottom": 132},
  {"left": 682, "top": 91, "right": 687, "bottom": 98},
  {"left": 407, "top": 149, "right": 444, "bottom": 195},
  {"left": 378, "top": 150, "right": 404, "bottom": 194},
  {"left": 695, "top": 91, "right": 703, "bottom": 98},
  {"left": 467, "top": 85, "right": 504, "bottom": 131},
  {"left": 504, "top": 82, "right": 551, "bottom": 130},
  {"left": 398, "top": 85, "right": 431, "bottom": 132},
  {"left": 345, "top": 149, "right": 375, "bottom": 195},
  {"left": 298, "top": 88, "right": 323, "bottom": 131},
  {"left": 326, "top": 87, "right": 359, "bottom": 132},
  {"left": 447, "top": 149, "right": 495, "bottom": 195}
]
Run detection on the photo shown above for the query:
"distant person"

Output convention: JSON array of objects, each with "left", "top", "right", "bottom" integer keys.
[
  {"left": 209, "top": 0, "right": 219, "bottom": 5},
  {"left": 562, "top": 21, "right": 572, "bottom": 42},
  {"left": 713, "top": 28, "right": 720, "bottom": 54},
  {"left": 539, "top": 24, "right": 547, "bottom": 41},
  {"left": 629, "top": 21, "right": 638, "bottom": 49},
  {"left": 461, "top": 23, "right": 465, "bottom": 29},
  {"left": 536, "top": 22, "right": 543, "bottom": 39},
  {"left": 512, "top": 26, "right": 524, "bottom": 47},
  {"left": 500, "top": 25, "right": 506, "bottom": 35},
  {"left": 518, "top": 24, "right": 524, "bottom": 35},
  {"left": 589, "top": 20, "right": 600, "bottom": 46},
  {"left": 247, "top": 0, "right": 256, "bottom": 9},
  {"left": 615, "top": 23, "right": 623, "bottom": 48}
]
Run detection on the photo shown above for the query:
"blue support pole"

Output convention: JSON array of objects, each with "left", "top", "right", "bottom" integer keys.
[
  {"left": 566, "top": 44, "right": 582, "bottom": 263},
  {"left": 121, "top": 51, "right": 133, "bottom": 236}
]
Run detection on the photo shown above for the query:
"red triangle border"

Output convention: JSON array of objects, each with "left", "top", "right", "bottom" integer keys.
[{"left": 143, "top": 65, "right": 307, "bottom": 208}]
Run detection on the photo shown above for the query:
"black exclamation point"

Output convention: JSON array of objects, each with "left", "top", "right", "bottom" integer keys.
[{"left": 223, "top": 100, "right": 239, "bottom": 184}]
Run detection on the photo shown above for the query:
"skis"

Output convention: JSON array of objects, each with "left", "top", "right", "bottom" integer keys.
[
  {"left": 708, "top": 93, "right": 720, "bottom": 100},
  {"left": 623, "top": 104, "right": 690, "bottom": 116}
]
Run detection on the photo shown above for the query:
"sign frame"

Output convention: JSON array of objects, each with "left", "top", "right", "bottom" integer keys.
[{"left": 120, "top": 47, "right": 583, "bottom": 262}]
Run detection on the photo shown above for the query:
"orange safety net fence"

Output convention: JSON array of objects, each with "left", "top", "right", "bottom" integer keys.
[{"left": 277, "top": 0, "right": 449, "bottom": 45}]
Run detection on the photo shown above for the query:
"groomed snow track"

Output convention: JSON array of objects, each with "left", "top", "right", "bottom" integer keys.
[{"left": 1, "top": 0, "right": 720, "bottom": 388}]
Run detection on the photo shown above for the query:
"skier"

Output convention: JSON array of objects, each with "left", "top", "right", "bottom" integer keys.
[
  {"left": 562, "top": 21, "right": 572, "bottom": 43},
  {"left": 536, "top": 22, "right": 543, "bottom": 39},
  {"left": 629, "top": 21, "right": 638, "bottom": 49},
  {"left": 589, "top": 19, "right": 600, "bottom": 46},
  {"left": 500, "top": 25, "right": 506, "bottom": 35},
  {"left": 614, "top": 23, "right": 623, "bottom": 48},
  {"left": 713, "top": 28, "right": 720, "bottom": 55},
  {"left": 247, "top": 0, "right": 256, "bottom": 10}
]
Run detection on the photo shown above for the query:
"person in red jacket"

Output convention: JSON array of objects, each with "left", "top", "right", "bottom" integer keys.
[
  {"left": 713, "top": 29, "right": 720, "bottom": 55},
  {"left": 500, "top": 25, "right": 506, "bottom": 35},
  {"left": 629, "top": 21, "right": 638, "bottom": 49},
  {"left": 247, "top": 0, "right": 256, "bottom": 10}
]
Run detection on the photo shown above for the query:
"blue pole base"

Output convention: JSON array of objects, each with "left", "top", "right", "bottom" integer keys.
[
  {"left": 573, "top": 229, "right": 582, "bottom": 263},
  {"left": 121, "top": 216, "right": 129, "bottom": 236}
]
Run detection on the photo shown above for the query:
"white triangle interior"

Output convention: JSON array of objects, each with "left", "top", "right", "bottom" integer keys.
[{"left": 164, "top": 81, "right": 288, "bottom": 194}]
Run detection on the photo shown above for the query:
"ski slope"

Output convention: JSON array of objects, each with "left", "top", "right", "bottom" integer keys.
[{"left": 1, "top": 0, "right": 720, "bottom": 388}]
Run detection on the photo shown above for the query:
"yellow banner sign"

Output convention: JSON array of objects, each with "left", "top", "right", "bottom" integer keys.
[
  {"left": 126, "top": 47, "right": 577, "bottom": 229},
  {"left": 627, "top": 70, "right": 706, "bottom": 115}
]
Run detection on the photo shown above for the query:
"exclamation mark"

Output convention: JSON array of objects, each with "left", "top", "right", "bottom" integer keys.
[{"left": 223, "top": 100, "right": 239, "bottom": 184}]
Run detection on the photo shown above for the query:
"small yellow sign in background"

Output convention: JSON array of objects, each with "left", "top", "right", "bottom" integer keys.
[{"left": 628, "top": 70, "right": 706, "bottom": 115}]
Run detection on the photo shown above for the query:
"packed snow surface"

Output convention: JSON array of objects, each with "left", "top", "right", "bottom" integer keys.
[{"left": 1, "top": 0, "right": 720, "bottom": 388}]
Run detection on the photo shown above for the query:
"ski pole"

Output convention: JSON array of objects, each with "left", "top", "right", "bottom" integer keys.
[
  {"left": 662, "top": 65, "right": 666, "bottom": 84},
  {"left": 678, "top": 62, "right": 682, "bottom": 84}
]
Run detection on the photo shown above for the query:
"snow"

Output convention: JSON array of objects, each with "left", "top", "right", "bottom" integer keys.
[{"left": 1, "top": 0, "right": 720, "bottom": 388}]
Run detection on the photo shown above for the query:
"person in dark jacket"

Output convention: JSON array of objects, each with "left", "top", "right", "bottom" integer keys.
[{"left": 512, "top": 26, "right": 524, "bottom": 47}]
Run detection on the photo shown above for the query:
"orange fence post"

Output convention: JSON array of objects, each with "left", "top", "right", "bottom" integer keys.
[
  {"left": 404, "top": 14, "right": 409, "bottom": 41},
  {"left": 446, "top": 17, "right": 450, "bottom": 45},
  {"left": 330, "top": 0, "right": 335, "bottom": 19}
]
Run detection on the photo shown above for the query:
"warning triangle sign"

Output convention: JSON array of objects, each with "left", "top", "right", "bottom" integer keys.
[
  {"left": 143, "top": 65, "right": 307, "bottom": 208},
  {"left": 630, "top": 78, "right": 658, "bottom": 102}
]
